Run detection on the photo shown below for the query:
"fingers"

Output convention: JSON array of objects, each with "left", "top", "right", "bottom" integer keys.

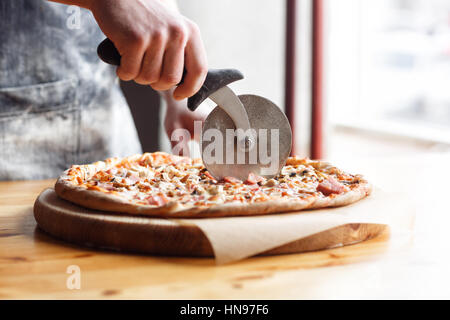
[
  {"left": 134, "top": 32, "right": 165, "bottom": 85},
  {"left": 116, "top": 35, "right": 147, "bottom": 81},
  {"left": 116, "top": 18, "right": 207, "bottom": 99},
  {"left": 173, "top": 23, "right": 207, "bottom": 100},
  {"left": 150, "top": 25, "right": 187, "bottom": 90}
]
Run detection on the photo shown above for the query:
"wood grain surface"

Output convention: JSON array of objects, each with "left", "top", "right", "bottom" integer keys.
[
  {"left": 1, "top": 154, "right": 450, "bottom": 299},
  {"left": 33, "top": 189, "right": 386, "bottom": 257}
]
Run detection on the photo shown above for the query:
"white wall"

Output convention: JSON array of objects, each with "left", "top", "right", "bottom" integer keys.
[{"left": 178, "top": 0, "right": 285, "bottom": 108}]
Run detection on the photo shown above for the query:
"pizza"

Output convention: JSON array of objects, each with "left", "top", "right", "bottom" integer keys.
[{"left": 55, "top": 152, "right": 371, "bottom": 218}]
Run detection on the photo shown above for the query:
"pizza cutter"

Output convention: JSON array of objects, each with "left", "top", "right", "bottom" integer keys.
[{"left": 97, "top": 39, "right": 292, "bottom": 181}]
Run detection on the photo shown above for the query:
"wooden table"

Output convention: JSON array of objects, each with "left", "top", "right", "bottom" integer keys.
[{"left": 1, "top": 154, "right": 450, "bottom": 299}]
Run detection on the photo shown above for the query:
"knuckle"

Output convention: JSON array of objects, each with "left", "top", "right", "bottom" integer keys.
[
  {"left": 147, "top": 76, "right": 160, "bottom": 84},
  {"left": 137, "top": 63, "right": 160, "bottom": 84},
  {"left": 186, "top": 19, "right": 200, "bottom": 35},
  {"left": 128, "top": 31, "right": 146, "bottom": 49},
  {"left": 142, "top": 72, "right": 159, "bottom": 84},
  {"left": 162, "top": 73, "right": 181, "bottom": 85},
  {"left": 151, "top": 30, "right": 166, "bottom": 44},
  {"left": 169, "top": 23, "right": 188, "bottom": 43}
]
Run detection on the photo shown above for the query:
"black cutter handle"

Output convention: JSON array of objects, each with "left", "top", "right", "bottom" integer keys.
[{"left": 97, "top": 38, "right": 244, "bottom": 111}]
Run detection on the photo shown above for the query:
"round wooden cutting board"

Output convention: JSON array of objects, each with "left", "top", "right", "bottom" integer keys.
[{"left": 33, "top": 189, "right": 386, "bottom": 257}]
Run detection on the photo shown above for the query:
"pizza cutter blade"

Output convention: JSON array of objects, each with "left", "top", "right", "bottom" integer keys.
[
  {"left": 183, "top": 68, "right": 292, "bottom": 181},
  {"left": 201, "top": 93, "right": 292, "bottom": 181}
]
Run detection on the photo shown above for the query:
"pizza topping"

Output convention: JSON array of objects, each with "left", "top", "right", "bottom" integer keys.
[
  {"left": 146, "top": 194, "right": 169, "bottom": 206},
  {"left": 207, "top": 184, "right": 223, "bottom": 195},
  {"left": 317, "top": 176, "right": 346, "bottom": 196},
  {"left": 202, "top": 171, "right": 216, "bottom": 181},
  {"left": 180, "top": 174, "right": 190, "bottom": 183},
  {"left": 264, "top": 179, "right": 278, "bottom": 187},
  {"left": 62, "top": 152, "right": 366, "bottom": 208},
  {"left": 137, "top": 183, "right": 152, "bottom": 192},
  {"left": 222, "top": 176, "right": 242, "bottom": 184},
  {"left": 244, "top": 172, "right": 265, "bottom": 185}
]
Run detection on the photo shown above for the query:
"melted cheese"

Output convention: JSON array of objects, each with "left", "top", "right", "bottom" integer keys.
[{"left": 65, "top": 152, "right": 362, "bottom": 207}]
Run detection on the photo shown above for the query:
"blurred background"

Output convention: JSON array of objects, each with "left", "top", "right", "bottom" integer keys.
[
  {"left": 326, "top": 0, "right": 450, "bottom": 165},
  {"left": 123, "top": 0, "right": 450, "bottom": 166}
]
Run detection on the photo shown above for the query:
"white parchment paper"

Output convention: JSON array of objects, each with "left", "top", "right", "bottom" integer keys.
[{"left": 182, "top": 189, "right": 403, "bottom": 264}]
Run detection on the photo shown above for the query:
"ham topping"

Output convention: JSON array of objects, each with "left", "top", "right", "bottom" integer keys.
[
  {"left": 244, "top": 172, "right": 265, "bottom": 185},
  {"left": 317, "top": 176, "right": 345, "bottom": 196},
  {"left": 146, "top": 195, "right": 169, "bottom": 206}
]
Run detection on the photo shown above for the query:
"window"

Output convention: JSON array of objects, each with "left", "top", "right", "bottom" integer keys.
[{"left": 327, "top": 0, "right": 450, "bottom": 143}]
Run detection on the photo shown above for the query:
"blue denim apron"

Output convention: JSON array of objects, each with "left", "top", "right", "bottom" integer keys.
[{"left": 0, "top": 1, "right": 142, "bottom": 180}]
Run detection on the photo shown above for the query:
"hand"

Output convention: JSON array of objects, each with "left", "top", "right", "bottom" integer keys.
[
  {"left": 162, "top": 89, "right": 209, "bottom": 156},
  {"left": 88, "top": 0, "right": 208, "bottom": 100}
]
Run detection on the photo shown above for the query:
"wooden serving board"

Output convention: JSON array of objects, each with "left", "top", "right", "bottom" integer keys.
[{"left": 33, "top": 189, "right": 386, "bottom": 257}]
